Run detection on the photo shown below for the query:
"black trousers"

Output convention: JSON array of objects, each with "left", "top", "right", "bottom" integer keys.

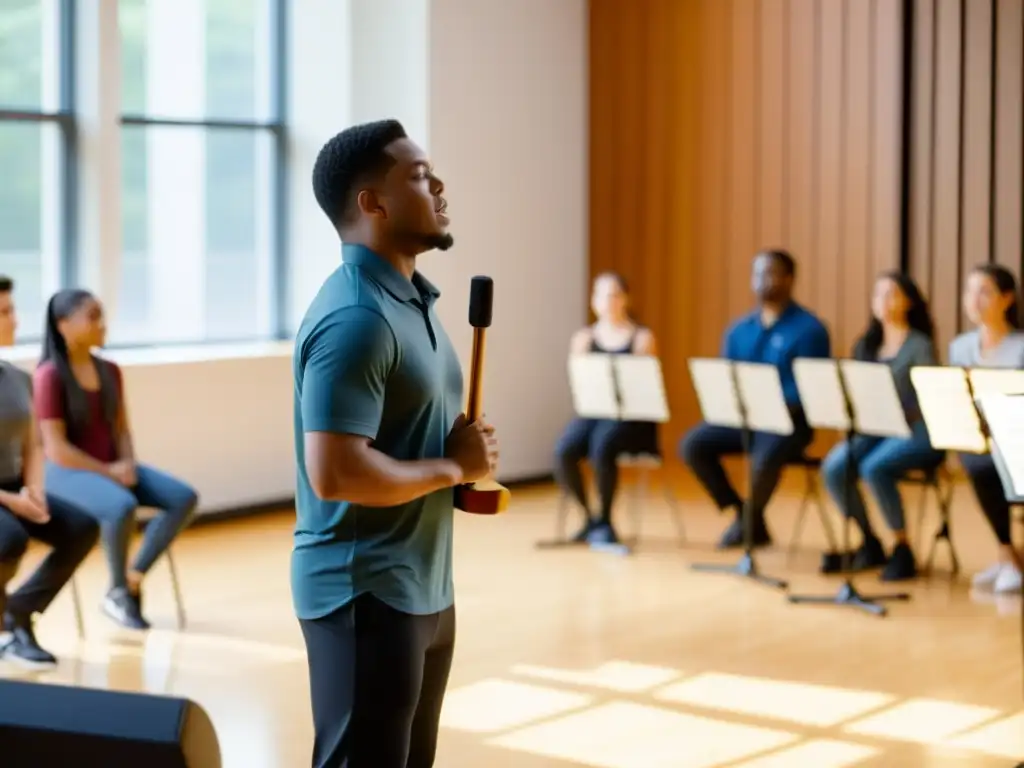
[
  {"left": 0, "top": 479, "right": 99, "bottom": 619},
  {"left": 678, "top": 410, "right": 813, "bottom": 520},
  {"left": 958, "top": 452, "right": 1013, "bottom": 545},
  {"left": 299, "top": 594, "right": 456, "bottom": 768}
]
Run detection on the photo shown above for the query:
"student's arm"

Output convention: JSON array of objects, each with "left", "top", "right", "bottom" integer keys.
[
  {"left": 797, "top": 320, "right": 831, "bottom": 359},
  {"left": 34, "top": 365, "right": 114, "bottom": 477},
  {"left": 302, "top": 307, "right": 465, "bottom": 507},
  {"left": 109, "top": 364, "right": 136, "bottom": 465},
  {"left": 913, "top": 335, "right": 939, "bottom": 366},
  {"left": 569, "top": 328, "right": 592, "bottom": 355},
  {"left": 633, "top": 328, "right": 658, "bottom": 355}
]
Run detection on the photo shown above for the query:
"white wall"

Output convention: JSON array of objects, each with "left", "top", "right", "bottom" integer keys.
[{"left": 2, "top": 0, "right": 588, "bottom": 513}]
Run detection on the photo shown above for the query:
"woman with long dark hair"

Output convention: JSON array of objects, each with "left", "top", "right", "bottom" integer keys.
[
  {"left": 951, "top": 264, "right": 1024, "bottom": 595},
  {"left": 553, "top": 272, "right": 658, "bottom": 549},
  {"left": 820, "top": 271, "right": 944, "bottom": 581},
  {"left": 0, "top": 277, "right": 98, "bottom": 668},
  {"left": 34, "top": 289, "right": 198, "bottom": 630}
]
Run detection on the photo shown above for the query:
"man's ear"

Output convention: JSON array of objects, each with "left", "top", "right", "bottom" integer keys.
[{"left": 356, "top": 188, "right": 386, "bottom": 218}]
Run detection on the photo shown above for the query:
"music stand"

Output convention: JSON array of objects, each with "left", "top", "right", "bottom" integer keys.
[
  {"left": 786, "top": 359, "right": 912, "bottom": 617},
  {"left": 538, "top": 353, "right": 670, "bottom": 553},
  {"left": 687, "top": 359, "right": 790, "bottom": 591}
]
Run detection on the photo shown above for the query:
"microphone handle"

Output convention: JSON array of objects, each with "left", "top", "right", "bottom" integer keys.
[{"left": 466, "top": 327, "right": 487, "bottom": 422}]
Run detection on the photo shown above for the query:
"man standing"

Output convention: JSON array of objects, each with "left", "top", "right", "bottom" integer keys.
[
  {"left": 293, "top": 120, "right": 497, "bottom": 768},
  {"left": 679, "top": 249, "right": 831, "bottom": 549}
]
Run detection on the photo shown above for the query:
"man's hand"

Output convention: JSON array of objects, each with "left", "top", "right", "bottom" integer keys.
[
  {"left": 107, "top": 459, "right": 137, "bottom": 487},
  {"left": 8, "top": 487, "right": 50, "bottom": 524},
  {"left": 446, "top": 413, "right": 499, "bottom": 484}
]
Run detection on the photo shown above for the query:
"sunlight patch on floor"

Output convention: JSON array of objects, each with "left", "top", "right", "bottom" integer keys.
[
  {"left": 842, "top": 698, "right": 1003, "bottom": 744},
  {"left": 512, "top": 660, "right": 683, "bottom": 693},
  {"left": 439, "top": 678, "right": 592, "bottom": 733},
  {"left": 729, "top": 738, "right": 880, "bottom": 768}
]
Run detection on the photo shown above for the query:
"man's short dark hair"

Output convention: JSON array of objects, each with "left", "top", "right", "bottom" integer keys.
[
  {"left": 312, "top": 120, "right": 408, "bottom": 228},
  {"left": 763, "top": 249, "right": 796, "bottom": 276},
  {"left": 0, "top": 275, "right": 12, "bottom": 293}
]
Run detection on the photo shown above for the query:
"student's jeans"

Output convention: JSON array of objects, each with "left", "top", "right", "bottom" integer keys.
[
  {"left": 678, "top": 406, "right": 813, "bottom": 522},
  {"left": 44, "top": 462, "right": 197, "bottom": 591},
  {"left": 821, "top": 419, "right": 943, "bottom": 538}
]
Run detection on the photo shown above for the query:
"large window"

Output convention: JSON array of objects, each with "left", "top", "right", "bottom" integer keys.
[
  {"left": 116, "top": 0, "right": 285, "bottom": 345},
  {"left": 0, "top": 0, "right": 72, "bottom": 343}
]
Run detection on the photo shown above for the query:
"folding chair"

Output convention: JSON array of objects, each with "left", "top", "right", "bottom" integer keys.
[
  {"left": 786, "top": 455, "right": 837, "bottom": 564},
  {"left": 906, "top": 465, "right": 959, "bottom": 575}
]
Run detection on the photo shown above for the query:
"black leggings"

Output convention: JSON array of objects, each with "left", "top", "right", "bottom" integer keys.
[
  {"left": 299, "top": 594, "right": 456, "bottom": 768},
  {"left": 554, "top": 418, "right": 657, "bottom": 525},
  {"left": 958, "top": 451, "right": 1013, "bottom": 545}
]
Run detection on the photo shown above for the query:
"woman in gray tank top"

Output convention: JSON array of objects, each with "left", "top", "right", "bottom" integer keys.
[
  {"left": 950, "top": 264, "right": 1024, "bottom": 595},
  {"left": 0, "top": 276, "right": 99, "bottom": 669}
]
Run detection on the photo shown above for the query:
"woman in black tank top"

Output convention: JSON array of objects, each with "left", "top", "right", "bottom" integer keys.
[{"left": 553, "top": 272, "right": 659, "bottom": 548}]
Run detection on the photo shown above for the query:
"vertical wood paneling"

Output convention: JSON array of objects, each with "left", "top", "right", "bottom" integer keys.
[
  {"left": 961, "top": 0, "right": 993, "bottom": 293},
  {"left": 817, "top": 0, "right": 845, "bottom": 347},
  {"left": 758, "top": 0, "right": 788, "bottom": 246},
  {"left": 994, "top": 0, "right": 1023, "bottom": 281},
  {"left": 841, "top": 0, "right": 874, "bottom": 354},
  {"left": 788, "top": 0, "right": 819, "bottom": 304},
  {"left": 872, "top": 0, "right": 903, "bottom": 278},
  {"left": 589, "top": 0, "right": 1021, "bottom": 437},
  {"left": 930, "top": 0, "right": 963, "bottom": 354},
  {"left": 728, "top": 0, "right": 760, "bottom": 319}
]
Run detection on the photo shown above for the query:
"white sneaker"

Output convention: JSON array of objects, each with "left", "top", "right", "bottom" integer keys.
[
  {"left": 972, "top": 562, "right": 1005, "bottom": 590},
  {"left": 993, "top": 565, "right": 1022, "bottom": 594}
]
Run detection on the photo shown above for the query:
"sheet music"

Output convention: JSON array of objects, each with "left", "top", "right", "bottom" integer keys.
[
  {"left": 839, "top": 360, "right": 911, "bottom": 439},
  {"left": 792, "top": 358, "right": 851, "bottom": 431},
  {"left": 909, "top": 366, "right": 988, "bottom": 453},
  {"left": 568, "top": 353, "right": 620, "bottom": 420},
  {"left": 968, "top": 368, "right": 1024, "bottom": 397},
  {"left": 688, "top": 358, "right": 743, "bottom": 428},
  {"left": 976, "top": 394, "right": 1024, "bottom": 499},
  {"left": 614, "top": 355, "right": 670, "bottom": 423},
  {"left": 734, "top": 362, "right": 794, "bottom": 435}
]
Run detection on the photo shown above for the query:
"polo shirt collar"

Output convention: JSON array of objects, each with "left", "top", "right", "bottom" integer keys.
[{"left": 342, "top": 243, "right": 441, "bottom": 305}]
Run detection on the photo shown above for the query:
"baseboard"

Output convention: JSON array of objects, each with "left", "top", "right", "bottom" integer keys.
[{"left": 187, "top": 473, "right": 556, "bottom": 528}]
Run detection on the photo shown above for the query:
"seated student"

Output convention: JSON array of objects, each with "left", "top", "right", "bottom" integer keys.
[
  {"left": 820, "top": 272, "right": 943, "bottom": 581},
  {"left": 0, "top": 276, "right": 98, "bottom": 668},
  {"left": 34, "top": 289, "right": 198, "bottom": 630},
  {"left": 679, "top": 249, "right": 830, "bottom": 548},
  {"left": 554, "top": 272, "right": 658, "bottom": 547},
  {"left": 950, "top": 264, "right": 1024, "bottom": 594}
]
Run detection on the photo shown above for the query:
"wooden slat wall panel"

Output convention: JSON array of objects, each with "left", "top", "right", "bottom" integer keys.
[
  {"left": 587, "top": 0, "right": 1023, "bottom": 442},
  {"left": 906, "top": 0, "right": 1024, "bottom": 357}
]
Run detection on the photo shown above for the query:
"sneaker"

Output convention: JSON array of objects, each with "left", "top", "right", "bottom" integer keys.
[
  {"left": 717, "top": 516, "right": 772, "bottom": 550},
  {"left": 851, "top": 537, "right": 887, "bottom": 571},
  {"left": 880, "top": 543, "right": 917, "bottom": 582},
  {"left": 972, "top": 562, "right": 1005, "bottom": 590},
  {"left": 993, "top": 565, "right": 1022, "bottom": 594},
  {"left": 0, "top": 613, "right": 57, "bottom": 670},
  {"left": 102, "top": 587, "right": 150, "bottom": 630}
]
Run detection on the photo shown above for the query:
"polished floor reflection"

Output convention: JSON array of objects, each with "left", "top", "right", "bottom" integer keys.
[{"left": 2, "top": 474, "right": 1021, "bottom": 767}]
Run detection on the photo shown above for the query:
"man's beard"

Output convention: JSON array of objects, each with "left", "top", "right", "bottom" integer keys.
[{"left": 415, "top": 232, "right": 455, "bottom": 252}]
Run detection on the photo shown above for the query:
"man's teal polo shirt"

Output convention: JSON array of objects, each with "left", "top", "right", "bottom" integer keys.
[{"left": 291, "top": 243, "right": 464, "bottom": 620}]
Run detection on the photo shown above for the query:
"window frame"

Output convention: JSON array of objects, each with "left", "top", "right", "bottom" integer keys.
[
  {"left": 0, "top": 0, "right": 77, "bottom": 337},
  {"left": 115, "top": 0, "right": 290, "bottom": 345}
]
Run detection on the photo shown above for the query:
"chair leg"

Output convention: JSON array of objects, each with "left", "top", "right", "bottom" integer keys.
[
  {"left": 813, "top": 482, "right": 838, "bottom": 552},
  {"left": 924, "top": 479, "right": 959, "bottom": 576},
  {"left": 556, "top": 490, "right": 570, "bottom": 541},
  {"left": 630, "top": 468, "right": 650, "bottom": 544},
  {"left": 662, "top": 479, "right": 686, "bottom": 544},
  {"left": 70, "top": 577, "right": 85, "bottom": 641},
  {"left": 787, "top": 470, "right": 814, "bottom": 565},
  {"left": 166, "top": 550, "right": 186, "bottom": 630}
]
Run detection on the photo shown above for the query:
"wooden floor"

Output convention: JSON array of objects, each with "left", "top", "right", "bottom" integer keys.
[{"left": 3, "top": 473, "right": 1023, "bottom": 768}]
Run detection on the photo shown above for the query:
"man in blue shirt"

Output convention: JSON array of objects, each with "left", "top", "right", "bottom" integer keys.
[
  {"left": 679, "top": 250, "right": 830, "bottom": 549},
  {"left": 293, "top": 120, "right": 497, "bottom": 768}
]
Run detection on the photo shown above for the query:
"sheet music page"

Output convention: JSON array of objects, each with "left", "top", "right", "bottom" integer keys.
[
  {"left": 968, "top": 368, "right": 1024, "bottom": 397},
  {"left": 734, "top": 362, "right": 794, "bottom": 435},
  {"left": 976, "top": 395, "right": 1024, "bottom": 497},
  {"left": 909, "top": 366, "right": 987, "bottom": 452},
  {"left": 687, "top": 358, "right": 743, "bottom": 428},
  {"left": 568, "top": 354, "right": 619, "bottom": 420},
  {"left": 615, "top": 355, "right": 671, "bottom": 423},
  {"left": 839, "top": 360, "right": 911, "bottom": 438},
  {"left": 792, "top": 358, "right": 851, "bottom": 431}
]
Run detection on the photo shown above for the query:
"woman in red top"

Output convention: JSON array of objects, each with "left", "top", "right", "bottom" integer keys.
[{"left": 35, "top": 289, "right": 198, "bottom": 631}]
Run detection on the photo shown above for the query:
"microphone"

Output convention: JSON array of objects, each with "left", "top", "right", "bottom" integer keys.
[{"left": 454, "top": 276, "right": 511, "bottom": 516}]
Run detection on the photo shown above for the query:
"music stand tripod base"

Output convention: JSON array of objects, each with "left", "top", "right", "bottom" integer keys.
[
  {"left": 788, "top": 579, "right": 910, "bottom": 617},
  {"left": 691, "top": 550, "right": 788, "bottom": 591}
]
